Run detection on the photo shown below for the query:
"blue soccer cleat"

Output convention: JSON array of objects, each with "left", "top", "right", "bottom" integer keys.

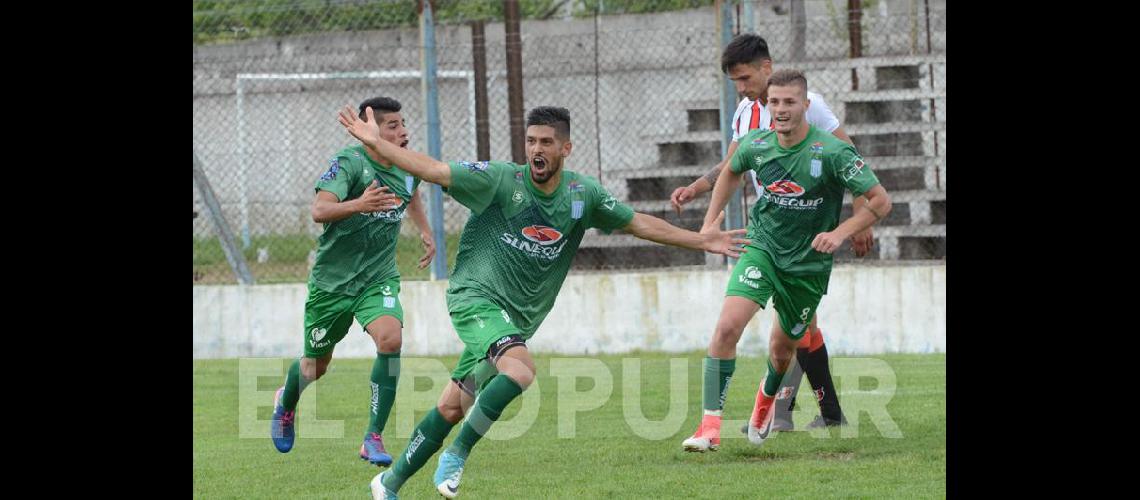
[
  {"left": 433, "top": 450, "right": 466, "bottom": 498},
  {"left": 270, "top": 387, "right": 296, "bottom": 453}
]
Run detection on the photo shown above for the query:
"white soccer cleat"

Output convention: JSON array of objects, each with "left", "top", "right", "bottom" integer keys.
[
  {"left": 370, "top": 471, "right": 398, "bottom": 500},
  {"left": 747, "top": 386, "right": 777, "bottom": 447},
  {"left": 681, "top": 414, "right": 722, "bottom": 452}
]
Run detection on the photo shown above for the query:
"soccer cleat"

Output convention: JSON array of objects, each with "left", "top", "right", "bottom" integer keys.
[
  {"left": 746, "top": 384, "right": 776, "bottom": 447},
  {"left": 433, "top": 450, "right": 466, "bottom": 498},
  {"left": 370, "top": 471, "right": 398, "bottom": 500},
  {"left": 681, "top": 414, "right": 722, "bottom": 452},
  {"left": 805, "top": 414, "right": 848, "bottom": 429},
  {"left": 270, "top": 387, "right": 296, "bottom": 453},
  {"left": 360, "top": 432, "right": 393, "bottom": 467},
  {"left": 741, "top": 416, "right": 796, "bottom": 435}
]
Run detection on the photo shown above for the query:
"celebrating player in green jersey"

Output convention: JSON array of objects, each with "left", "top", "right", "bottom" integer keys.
[
  {"left": 339, "top": 104, "right": 748, "bottom": 499},
  {"left": 682, "top": 70, "right": 892, "bottom": 453},
  {"left": 270, "top": 97, "right": 436, "bottom": 469},
  {"left": 675, "top": 34, "right": 865, "bottom": 433}
]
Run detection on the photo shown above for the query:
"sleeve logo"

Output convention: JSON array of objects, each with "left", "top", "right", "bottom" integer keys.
[
  {"left": 459, "top": 161, "right": 489, "bottom": 172},
  {"left": 842, "top": 157, "right": 866, "bottom": 182},
  {"left": 320, "top": 158, "right": 340, "bottom": 181}
]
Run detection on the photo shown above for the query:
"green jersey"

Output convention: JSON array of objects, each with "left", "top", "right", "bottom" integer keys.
[
  {"left": 730, "top": 126, "right": 880, "bottom": 275},
  {"left": 444, "top": 160, "right": 635, "bottom": 336},
  {"left": 309, "top": 145, "right": 422, "bottom": 295}
]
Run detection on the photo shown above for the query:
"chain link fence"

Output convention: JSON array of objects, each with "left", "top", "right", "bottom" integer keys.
[{"left": 194, "top": 0, "right": 945, "bottom": 284}]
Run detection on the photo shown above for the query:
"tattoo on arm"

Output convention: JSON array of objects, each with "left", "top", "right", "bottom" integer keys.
[{"left": 702, "top": 164, "right": 722, "bottom": 186}]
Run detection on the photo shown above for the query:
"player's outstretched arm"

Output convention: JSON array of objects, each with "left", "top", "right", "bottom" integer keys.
[
  {"left": 700, "top": 161, "right": 746, "bottom": 232},
  {"left": 812, "top": 184, "right": 892, "bottom": 254},
  {"left": 624, "top": 211, "right": 749, "bottom": 258},
  {"left": 825, "top": 125, "right": 876, "bottom": 255},
  {"left": 338, "top": 106, "right": 452, "bottom": 188},
  {"left": 311, "top": 182, "right": 399, "bottom": 224},
  {"left": 850, "top": 195, "right": 875, "bottom": 256},
  {"left": 404, "top": 188, "right": 436, "bottom": 269},
  {"left": 669, "top": 141, "right": 741, "bottom": 216}
]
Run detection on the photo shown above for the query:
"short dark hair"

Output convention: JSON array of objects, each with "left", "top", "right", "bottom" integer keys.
[
  {"left": 721, "top": 33, "right": 771, "bottom": 74},
  {"left": 358, "top": 96, "right": 402, "bottom": 121},
  {"left": 766, "top": 69, "right": 808, "bottom": 95},
  {"left": 525, "top": 106, "right": 571, "bottom": 139}
]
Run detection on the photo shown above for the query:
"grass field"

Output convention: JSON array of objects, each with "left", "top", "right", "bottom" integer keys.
[
  {"left": 193, "top": 233, "right": 462, "bottom": 284},
  {"left": 193, "top": 352, "right": 945, "bottom": 498}
]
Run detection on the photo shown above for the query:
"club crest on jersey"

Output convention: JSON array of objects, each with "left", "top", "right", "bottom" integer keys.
[
  {"left": 571, "top": 200, "right": 584, "bottom": 219},
  {"left": 515, "top": 171, "right": 524, "bottom": 182},
  {"left": 568, "top": 181, "right": 584, "bottom": 192},
  {"left": 459, "top": 160, "right": 489, "bottom": 172},
  {"left": 320, "top": 158, "right": 340, "bottom": 181},
  {"left": 752, "top": 139, "right": 769, "bottom": 147},
  {"left": 810, "top": 142, "right": 824, "bottom": 154}
]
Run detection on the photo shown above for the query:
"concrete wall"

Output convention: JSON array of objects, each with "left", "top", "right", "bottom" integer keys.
[{"left": 193, "top": 263, "right": 945, "bottom": 358}]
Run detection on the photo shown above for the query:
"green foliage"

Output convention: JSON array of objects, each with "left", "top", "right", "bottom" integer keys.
[{"left": 194, "top": 0, "right": 717, "bottom": 44}]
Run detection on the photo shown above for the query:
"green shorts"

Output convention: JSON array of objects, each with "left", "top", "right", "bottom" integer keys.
[
  {"left": 302, "top": 277, "right": 403, "bottom": 358},
  {"left": 448, "top": 300, "right": 525, "bottom": 394},
  {"left": 724, "top": 249, "right": 829, "bottom": 340}
]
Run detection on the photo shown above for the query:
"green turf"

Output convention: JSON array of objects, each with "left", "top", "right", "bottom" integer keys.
[
  {"left": 194, "top": 352, "right": 944, "bottom": 498},
  {"left": 193, "top": 233, "right": 462, "bottom": 284}
]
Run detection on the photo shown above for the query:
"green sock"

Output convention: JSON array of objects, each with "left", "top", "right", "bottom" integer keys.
[
  {"left": 281, "top": 358, "right": 311, "bottom": 411},
  {"left": 702, "top": 356, "right": 736, "bottom": 412},
  {"left": 383, "top": 408, "right": 455, "bottom": 492},
  {"left": 763, "top": 358, "right": 786, "bottom": 397},
  {"left": 368, "top": 351, "right": 400, "bottom": 435},
  {"left": 447, "top": 374, "right": 524, "bottom": 459}
]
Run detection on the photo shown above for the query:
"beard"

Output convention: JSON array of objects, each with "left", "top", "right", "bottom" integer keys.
[{"left": 530, "top": 155, "right": 561, "bottom": 184}]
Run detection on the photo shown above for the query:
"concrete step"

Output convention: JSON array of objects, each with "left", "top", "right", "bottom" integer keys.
[
  {"left": 607, "top": 156, "right": 939, "bottom": 182},
  {"left": 643, "top": 130, "right": 722, "bottom": 144},
  {"left": 577, "top": 225, "right": 946, "bottom": 262},
  {"left": 571, "top": 245, "right": 706, "bottom": 270},
  {"left": 850, "top": 131, "right": 926, "bottom": 157},
  {"left": 846, "top": 100, "right": 925, "bottom": 124},
  {"left": 845, "top": 121, "right": 944, "bottom": 135},
  {"left": 786, "top": 54, "right": 945, "bottom": 72},
  {"left": 688, "top": 108, "right": 721, "bottom": 132},
  {"left": 831, "top": 88, "right": 944, "bottom": 102},
  {"left": 876, "top": 65, "right": 922, "bottom": 90},
  {"left": 657, "top": 139, "right": 723, "bottom": 167},
  {"left": 621, "top": 188, "right": 945, "bottom": 214},
  {"left": 621, "top": 164, "right": 937, "bottom": 201}
]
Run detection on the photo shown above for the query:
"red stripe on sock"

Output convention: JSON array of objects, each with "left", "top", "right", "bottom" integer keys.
[
  {"left": 808, "top": 328, "right": 826, "bottom": 352},
  {"left": 798, "top": 328, "right": 813, "bottom": 348}
]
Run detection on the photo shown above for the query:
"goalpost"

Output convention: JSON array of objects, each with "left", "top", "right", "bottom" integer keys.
[{"left": 233, "top": 69, "right": 480, "bottom": 248}]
